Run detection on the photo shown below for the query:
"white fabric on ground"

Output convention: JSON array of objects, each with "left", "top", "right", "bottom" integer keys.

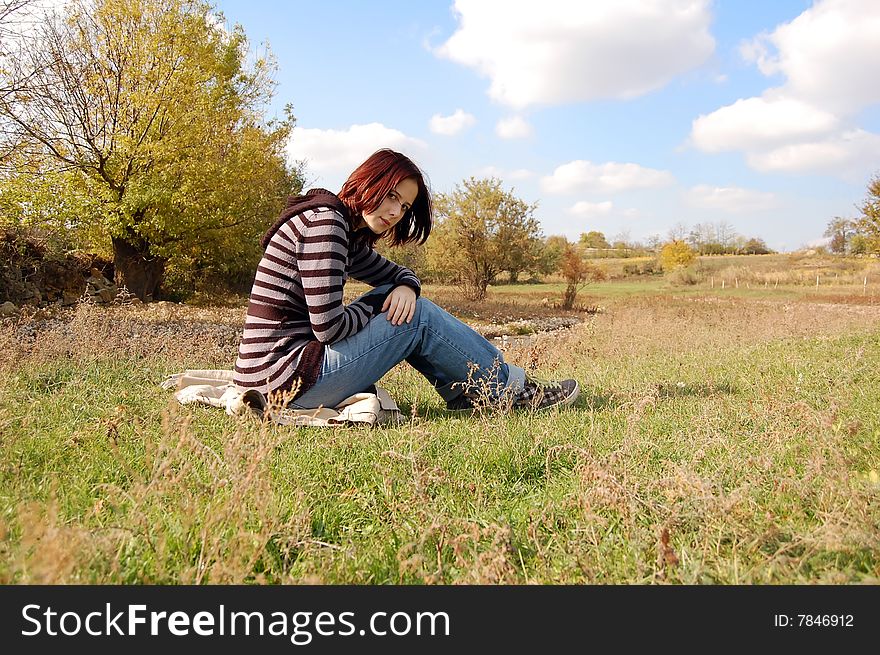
[{"left": 160, "top": 369, "right": 402, "bottom": 427}]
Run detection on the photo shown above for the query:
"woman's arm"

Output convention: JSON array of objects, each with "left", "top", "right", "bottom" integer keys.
[
  {"left": 292, "top": 211, "right": 387, "bottom": 344},
  {"left": 348, "top": 241, "right": 422, "bottom": 296}
]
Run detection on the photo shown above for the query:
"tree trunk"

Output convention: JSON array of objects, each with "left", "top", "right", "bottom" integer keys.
[
  {"left": 112, "top": 235, "right": 166, "bottom": 302},
  {"left": 562, "top": 283, "right": 578, "bottom": 310},
  {"left": 463, "top": 275, "right": 489, "bottom": 301}
]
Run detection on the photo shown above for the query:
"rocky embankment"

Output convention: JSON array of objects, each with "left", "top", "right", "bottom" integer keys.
[{"left": 471, "top": 316, "right": 583, "bottom": 340}]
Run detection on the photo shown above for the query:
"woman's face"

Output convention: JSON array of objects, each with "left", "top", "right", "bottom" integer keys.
[{"left": 361, "top": 177, "right": 419, "bottom": 235}]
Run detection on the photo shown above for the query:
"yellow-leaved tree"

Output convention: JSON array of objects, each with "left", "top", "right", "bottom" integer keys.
[
  {"left": 857, "top": 174, "right": 880, "bottom": 254},
  {"left": 0, "top": 0, "right": 301, "bottom": 300},
  {"left": 659, "top": 240, "right": 697, "bottom": 271}
]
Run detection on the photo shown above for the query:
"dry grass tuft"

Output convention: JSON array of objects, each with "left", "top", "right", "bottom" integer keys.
[
  {"left": 0, "top": 300, "right": 243, "bottom": 372},
  {"left": 2, "top": 399, "right": 311, "bottom": 583},
  {"left": 2, "top": 493, "right": 93, "bottom": 584}
]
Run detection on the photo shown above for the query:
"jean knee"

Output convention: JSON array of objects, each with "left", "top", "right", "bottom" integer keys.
[{"left": 413, "top": 296, "right": 441, "bottom": 324}]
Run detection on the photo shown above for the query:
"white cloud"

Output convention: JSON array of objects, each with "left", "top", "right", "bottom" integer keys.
[
  {"left": 690, "top": 0, "right": 880, "bottom": 177},
  {"left": 542, "top": 160, "right": 675, "bottom": 194},
  {"left": 746, "top": 129, "right": 880, "bottom": 176},
  {"left": 738, "top": 35, "right": 776, "bottom": 76},
  {"left": 569, "top": 201, "right": 614, "bottom": 217},
  {"left": 474, "top": 165, "right": 504, "bottom": 179},
  {"left": 286, "top": 123, "right": 426, "bottom": 176},
  {"left": 684, "top": 185, "right": 778, "bottom": 213},
  {"left": 435, "top": 0, "right": 714, "bottom": 108},
  {"left": 495, "top": 116, "right": 532, "bottom": 139},
  {"left": 740, "top": 0, "right": 880, "bottom": 115},
  {"left": 690, "top": 95, "right": 839, "bottom": 153},
  {"left": 509, "top": 168, "right": 534, "bottom": 180},
  {"left": 429, "top": 109, "right": 476, "bottom": 136},
  {"left": 475, "top": 166, "right": 535, "bottom": 181}
]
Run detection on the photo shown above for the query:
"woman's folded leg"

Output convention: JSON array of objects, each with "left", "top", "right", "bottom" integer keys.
[{"left": 288, "top": 290, "right": 525, "bottom": 409}]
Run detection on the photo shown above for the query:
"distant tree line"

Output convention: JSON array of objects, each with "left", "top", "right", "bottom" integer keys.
[{"left": 575, "top": 222, "right": 772, "bottom": 258}]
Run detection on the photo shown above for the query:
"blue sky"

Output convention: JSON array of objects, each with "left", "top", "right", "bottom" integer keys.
[{"left": 213, "top": 0, "right": 880, "bottom": 251}]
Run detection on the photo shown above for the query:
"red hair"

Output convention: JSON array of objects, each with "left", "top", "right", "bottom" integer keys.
[{"left": 338, "top": 149, "right": 432, "bottom": 246}]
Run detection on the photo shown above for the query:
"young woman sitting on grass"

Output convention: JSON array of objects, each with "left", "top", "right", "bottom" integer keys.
[{"left": 233, "top": 148, "right": 579, "bottom": 412}]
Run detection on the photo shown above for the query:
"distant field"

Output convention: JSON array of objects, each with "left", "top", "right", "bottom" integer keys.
[
  {"left": 483, "top": 253, "right": 880, "bottom": 306},
  {"left": 1, "top": 253, "right": 879, "bottom": 584}
]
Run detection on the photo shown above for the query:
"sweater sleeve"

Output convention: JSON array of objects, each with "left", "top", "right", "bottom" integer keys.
[
  {"left": 293, "top": 210, "right": 387, "bottom": 344},
  {"left": 348, "top": 240, "right": 422, "bottom": 296}
]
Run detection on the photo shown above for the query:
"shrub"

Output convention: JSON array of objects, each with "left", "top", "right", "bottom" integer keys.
[
  {"left": 623, "top": 260, "right": 662, "bottom": 276},
  {"left": 667, "top": 266, "right": 704, "bottom": 286},
  {"left": 560, "top": 245, "right": 606, "bottom": 309},
  {"left": 660, "top": 240, "right": 696, "bottom": 271}
]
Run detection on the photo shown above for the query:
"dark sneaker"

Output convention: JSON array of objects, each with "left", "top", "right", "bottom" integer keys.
[
  {"left": 445, "top": 393, "right": 478, "bottom": 412},
  {"left": 513, "top": 377, "right": 579, "bottom": 410},
  {"left": 446, "top": 378, "right": 580, "bottom": 412}
]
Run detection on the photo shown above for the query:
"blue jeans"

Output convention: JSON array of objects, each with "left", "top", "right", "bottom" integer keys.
[{"left": 289, "top": 285, "right": 526, "bottom": 409}]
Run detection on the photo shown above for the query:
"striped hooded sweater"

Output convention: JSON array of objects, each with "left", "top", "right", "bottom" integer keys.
[{"left": 233, "top": 189, "right": 421, "bottom": 397}]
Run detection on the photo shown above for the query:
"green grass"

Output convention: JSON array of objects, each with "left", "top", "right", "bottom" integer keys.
[
  {"left": 484, "top": 278, "right": 846, "bottom": 303},
  {"left": 1, "top": 289, "right": 878, "bottom": 584},
  {"left": 489, "top": 278, "right": 879, "bottom": 304},
  {"left": 490, "top": 279, "right": 669, "bottom": 298}
]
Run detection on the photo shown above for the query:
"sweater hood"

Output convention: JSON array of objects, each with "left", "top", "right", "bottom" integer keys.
[{"left": 261, "top": 188, "right": 351, "bottom": 249}]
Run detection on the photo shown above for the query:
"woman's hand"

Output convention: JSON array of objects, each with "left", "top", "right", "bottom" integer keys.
[{"left": 382, "top": 285, "right": 417, "bottom": 326}]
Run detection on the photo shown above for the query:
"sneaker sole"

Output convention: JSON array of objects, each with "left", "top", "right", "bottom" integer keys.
[
  {"left": 559, "top": 380, "right": 580, "bottom": 407},
  {"left": 445, "top": 405, "right": 477, "bottom": 413}
]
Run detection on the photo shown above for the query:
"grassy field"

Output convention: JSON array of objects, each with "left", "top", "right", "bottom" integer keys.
[{"left": 1, "top": 255, "right": 879, "bottom": 583}]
